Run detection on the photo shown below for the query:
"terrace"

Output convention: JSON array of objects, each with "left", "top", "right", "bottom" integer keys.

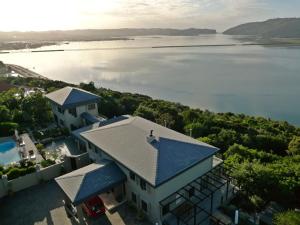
[{"left": 160, "top": 163, "right": 235, "bottom": 225}]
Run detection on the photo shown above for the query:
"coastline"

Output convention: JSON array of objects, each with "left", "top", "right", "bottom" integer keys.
[{"left": 1, "top": 41, "right": 300, "bottom": 54}]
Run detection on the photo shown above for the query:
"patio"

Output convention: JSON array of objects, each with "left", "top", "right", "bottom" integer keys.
[
  {"left": 0, "top": 181, "right": 152, "bottom": 225},
  {"left": 44, "top": 137, "right": 84, "bottom": 157}
]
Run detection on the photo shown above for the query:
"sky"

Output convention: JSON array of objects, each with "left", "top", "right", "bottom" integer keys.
[{"left": 0, "top": 0, "right": 300, "bottom": 32}]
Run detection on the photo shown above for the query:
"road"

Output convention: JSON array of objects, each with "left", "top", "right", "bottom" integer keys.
[{"left": 7, "top": 64, "right": 48, "bottom": 79}]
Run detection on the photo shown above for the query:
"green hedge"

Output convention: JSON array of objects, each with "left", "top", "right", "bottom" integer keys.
[
  {"left": 41, "top": 159, "right": 55, "bottom": 168},
  {"left": 6, "top": 166, "right": 36, "bottom": 180}
]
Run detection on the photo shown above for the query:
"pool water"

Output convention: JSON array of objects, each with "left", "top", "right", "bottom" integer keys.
[{"left": 0, "top": 139, "right": 21, "bottom": 165}]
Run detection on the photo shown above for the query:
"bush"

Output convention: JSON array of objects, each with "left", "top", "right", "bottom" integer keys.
[
  {"left": 0, "top": 122, "right": 19, "bottom": 137},
  {"left": 41, "top": 159, "right": 55, "bottom": 168},
  {"left": 6, "top": 166, "right": 36, "bottom": 180},
  {"left": 273, "top": 210, "right": 300, "bottom": 225},
  {"left": 36, "top": 143, "right": 44, "bottom": 151}
]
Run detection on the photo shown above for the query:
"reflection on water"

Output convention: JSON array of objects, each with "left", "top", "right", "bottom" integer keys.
[{"left": 1, "top": 35, "right": 300, "bottom": 125}]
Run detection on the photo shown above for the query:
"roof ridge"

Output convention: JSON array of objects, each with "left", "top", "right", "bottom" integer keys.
[
  {"left": 81, "top": 117, "right": 135, "bottom": 134},
  {"left": 71, "top": 87, "right": 100, "bottom": 97},
  {"left": 73, "top": 173, "right": 87, "bottom": 202},
  {"left": 62, "top": 88, "right": 76, "bottom": 106},
  {"left": 153, "top": 136, "right": 161, "bottom": 185},
  {"left": 56, "top": 173, "right": 85, "bottom": 180}
]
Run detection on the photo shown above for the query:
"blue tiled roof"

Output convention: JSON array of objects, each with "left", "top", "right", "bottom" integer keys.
[
  {"left": 155, "top": 137, "right": 217, "bottom": 185},
  {"left": 45, "top": 87, "right": 100, "bottom": 109},
  {"left": 55, "top": 160, "right": 126, "bottom": 205},
  {"left": 81, "top": 116, "right": 219, "bottom": 187}
]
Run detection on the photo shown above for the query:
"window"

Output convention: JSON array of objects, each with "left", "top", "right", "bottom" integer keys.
[
  {"left": 141, "top": 200, "right": 147, "bottom": 212},
  {"left": 162, "top": 204, "right": 169, "bottom": 216},
  {"left": 57, "top": 106, "right": 64, "bottom": 114},
  {"left": 94, "top": 148, "right": 98, "bottom": 154},
  {"left": 88, "top": 142, "right": 92, "bottom": 149},
  {"left": 88, "top": 103, "right": 96, "bottom": 110},
  {"left": 188, "top": 187, "right": 195, "bottom": 198},
  {"left": 131, "top": 192, "right": 137, "bottom": 203},
  {"left": 69, "top": 108, "right": 77, "bottom": 117},
  {"left": 140, "top": 178, "right": 146, "bottom": 190},
  {"left": 130, "top": 171, "right": 135, "bottom": 181}
]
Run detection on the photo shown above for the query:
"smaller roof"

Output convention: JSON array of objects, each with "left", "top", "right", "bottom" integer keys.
[
  {"left": 71, "top": 115, "right": 131, "bottom": 140},
  {"left": 55, "top": 160, "right": 126, "bottom": 205},
  {"left": 45, "top": 86, "right": 100, "bottom": 109}
]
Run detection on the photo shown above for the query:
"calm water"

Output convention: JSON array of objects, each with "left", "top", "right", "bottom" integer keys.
[
  {"left": 1, "top": 35, "right": 300, "bottom": 125},
  {"left": 0, "top": 139, "right": 20, "bottom": 165}
]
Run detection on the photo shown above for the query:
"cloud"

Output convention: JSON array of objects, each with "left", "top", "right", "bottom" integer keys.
[
  {"left": 0, "top": 0, "right": 299, "bottom": 31},
  {"left": 86, "top": 0, "right": 276, "bottom": 30}
]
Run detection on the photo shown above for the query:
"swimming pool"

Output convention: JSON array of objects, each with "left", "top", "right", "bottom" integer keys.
[{"left": 0, "top": 139, "right": 21, "bottom": 165}]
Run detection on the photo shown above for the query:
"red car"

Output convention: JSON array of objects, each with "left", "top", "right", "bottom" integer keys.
[{"left": 82, "top": 196, "right": 105, "bottom": 218}]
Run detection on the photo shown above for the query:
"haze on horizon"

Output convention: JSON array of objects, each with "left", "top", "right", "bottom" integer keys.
[{"left": 1, "top": 0, "right": 300, "bottom": 32}]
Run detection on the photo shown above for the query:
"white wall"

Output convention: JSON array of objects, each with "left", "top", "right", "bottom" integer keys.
[
  {"left": 51, "top": 102, "right": 99, "bottom": 131},
  {"left": 85, "top": 140, "right": 214, "bottom": 224}
]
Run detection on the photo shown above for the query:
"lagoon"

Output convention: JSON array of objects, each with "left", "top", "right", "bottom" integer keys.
[{"left": 1, "top": 35, "right": 300, "bottom": 125}]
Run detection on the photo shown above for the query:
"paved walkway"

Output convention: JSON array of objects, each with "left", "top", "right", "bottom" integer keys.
[{"left": 0, "top": 181, "right": 152, "bottom": 225}]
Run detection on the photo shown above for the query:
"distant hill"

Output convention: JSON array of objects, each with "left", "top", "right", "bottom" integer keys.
[
  {"left": 223, "top": 18, "right": 300, "bottom": 38},
  {"left": 0, "top": 28, "right": 216, "bottom": 42}
]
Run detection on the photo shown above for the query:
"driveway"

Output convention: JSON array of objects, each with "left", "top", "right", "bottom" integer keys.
[{"left": 0, "top": 181, "right": 152, "bottom": 225}]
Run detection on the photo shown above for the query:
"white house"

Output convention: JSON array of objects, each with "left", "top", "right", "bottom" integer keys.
[
  {"left": 50, "top": 87, "right": 234, "bottom": 225},
  {"left": 45, "top": 86, "right": 101, "bottom": 131}
]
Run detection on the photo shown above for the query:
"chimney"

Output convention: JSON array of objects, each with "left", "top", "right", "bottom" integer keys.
[{"left": 147, "top": 129, "right": 156, "bottom": 143}]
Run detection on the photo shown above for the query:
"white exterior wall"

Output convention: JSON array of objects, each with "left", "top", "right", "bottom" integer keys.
[
  {"left": 85, "top": 139, "right": 214, "bottom": 224},
  {"left": 153, "top": 157, "right": 213, "bottom": 222},
  {"left": 51, "top": 102, "right": 99, "bottom": 131}
]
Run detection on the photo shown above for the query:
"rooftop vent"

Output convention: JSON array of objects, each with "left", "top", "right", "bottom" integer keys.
[{"left": 147, "top": 129, "right": 156, "bottom": 143}]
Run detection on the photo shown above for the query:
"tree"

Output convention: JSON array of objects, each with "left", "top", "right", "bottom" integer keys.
[
  {"left": 274, "top": 211, "right": 300, "bottom": 225},
  {"left": 0, "top": 105, "right": 11, "bottom": 122},
  {"left": 134, "top": 105, "right": 157, "bottom": 121},
  {"left": 20, "top": 92, "right": 53, "bottom": 126},
  {"left": 288, "top": 136, "right": 300, "bottom": 155},
  {"left": 79, "top": 81, "right": 96, "bottom": 92}
]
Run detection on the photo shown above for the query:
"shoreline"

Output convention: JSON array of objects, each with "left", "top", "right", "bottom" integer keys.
[{"left": 1, "top": 42, "right": 300, "bottom": 54}]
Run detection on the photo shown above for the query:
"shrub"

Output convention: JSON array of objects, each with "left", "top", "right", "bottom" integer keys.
[
  {"left": 6, "top": 166, "right": 36, "bottom": 180},
  {"left": 273, "top": 210, "right": 300, "bottom": 225},
  {"left": 0, "top": 122, "right": 19, "bottom": 137},
  {"left": 36, "top": 143, "right": 44, "bottom": 151},
  {"left": 41, "top": 159, "right": 55, "bottom": 168}
]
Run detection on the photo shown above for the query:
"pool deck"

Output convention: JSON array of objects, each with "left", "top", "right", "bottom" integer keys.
[
  {"left": 20, "top": 133, "right": 43, "bottom": 163},
  {"left": 45, "top": 137, "right": 84, "bottom": 156}
]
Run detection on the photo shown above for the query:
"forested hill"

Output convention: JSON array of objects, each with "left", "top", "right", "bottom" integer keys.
[
  {"left": 223, "top": 18, "right": 300, "bottom": 38},
  {"left": 0, "top": 28, "right": 216, "bottom": 42}
]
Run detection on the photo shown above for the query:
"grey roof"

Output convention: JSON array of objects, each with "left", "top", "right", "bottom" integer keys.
[
  {"left": 55, "top": 160, "right": 126, "bottom": 205},
  {"left": 81, "top": 116, "right": 218, "bottom": 187},
  {"left": 45, "top": 86, "right": 100, "bottom": 109},
  {"left": 71, "top": 115, "right": 131, "bottom": 140}
]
